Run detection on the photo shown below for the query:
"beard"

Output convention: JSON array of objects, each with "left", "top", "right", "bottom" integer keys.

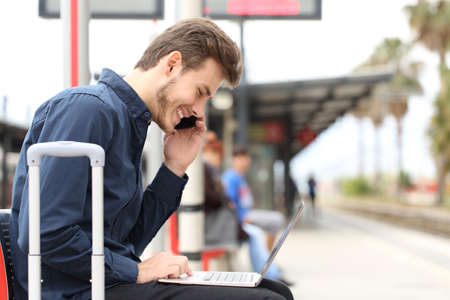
[{"left": 154, "top": 77, "right": 177, "bottom": 132}]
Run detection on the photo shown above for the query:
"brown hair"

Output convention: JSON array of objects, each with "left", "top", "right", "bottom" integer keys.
[
  {"left": 203, "top": 131, "right": 223, "bottom": 157},
  {"left": 203, "top": 140, "right": 224, "bottom": 158},
  {"left": 135, "top": 18, "right": 242, "bottom": 87},
  {"left": 232, "top": 146, "right": 249, "bottom": 157}
]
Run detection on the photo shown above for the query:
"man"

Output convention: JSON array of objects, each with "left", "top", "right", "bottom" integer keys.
[
  {"left": 10, "top": 18, "right": 292, "bottom": 300},
  {"left": 307, "top": 174, "right": 317, "bottom": 213},
  {"left": 222, "top": 147, "right": 291, "bottom": 285}
]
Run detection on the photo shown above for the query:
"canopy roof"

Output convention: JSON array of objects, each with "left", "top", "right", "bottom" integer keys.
[
  {"left": 238, "top": 72, "right": 393, "bottom": 150},
  {"left": 0, "top": 120, "right": 28, "bottom": 153}
]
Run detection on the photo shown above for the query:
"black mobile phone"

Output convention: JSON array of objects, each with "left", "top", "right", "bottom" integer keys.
[{"left": 175, "top": 116, "right": 198, "bottom": 130}]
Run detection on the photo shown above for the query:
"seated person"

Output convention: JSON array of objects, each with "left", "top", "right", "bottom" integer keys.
[
  {"left": 222, "top": 146, "right": 292, "bottom": 285},
  {"left": 203, "top": 136, "right": 244, "bottom": 247}
]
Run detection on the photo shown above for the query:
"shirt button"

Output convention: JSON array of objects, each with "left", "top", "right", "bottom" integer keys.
[{"left": 144, "top": 112, "right": 151, "bottom": 118}]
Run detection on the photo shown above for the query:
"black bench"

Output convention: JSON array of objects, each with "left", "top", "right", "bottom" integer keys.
[{"left": 0, "top": 210, "right": 14, "bottom": 300}]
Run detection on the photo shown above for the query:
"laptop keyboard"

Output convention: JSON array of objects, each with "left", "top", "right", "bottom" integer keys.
[{"left": 202, "top": 272, "right": 254, "bottom": 283}]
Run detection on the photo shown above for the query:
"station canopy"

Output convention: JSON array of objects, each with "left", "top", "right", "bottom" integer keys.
[
  {"left": 238, "top": 72, "right": 392, "bottom": 151},
  {"left": 0, "top": 121, "right": 28, "bottom": 153}
]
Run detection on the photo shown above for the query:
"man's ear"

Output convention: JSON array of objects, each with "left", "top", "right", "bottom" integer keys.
[{"left": 165, "top": 51, "right": 182, "bottom": 76}]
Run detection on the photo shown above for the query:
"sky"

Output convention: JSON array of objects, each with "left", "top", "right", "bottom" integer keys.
[{"left": 0, "top": 0, "right": 442, "bottom": 186}]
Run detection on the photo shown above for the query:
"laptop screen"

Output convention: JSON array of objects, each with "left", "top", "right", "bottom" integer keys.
[{"left": 260, "top": 201, "right": 304, "bottom": 277}]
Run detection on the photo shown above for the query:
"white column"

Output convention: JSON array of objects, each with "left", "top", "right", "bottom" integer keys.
[
  {"left": 176, "top": 0, "right": 204, "bottom": 271},
  {"left": 178, "top": 153, "right": 204, "bottom": 270},
  {"left": 141, "top": 123, "right": 165, "bottom": 260},
  {"left": 177, "top": 0, "right": 202, "bottom": 20}
]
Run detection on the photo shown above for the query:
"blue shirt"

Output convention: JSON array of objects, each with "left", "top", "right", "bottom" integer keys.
[
  {"left": 9, "top": 69, "right": 188, "bottom": 300},
  {"left": 222, "top": 169, "right": 253, "bottom": 222}
]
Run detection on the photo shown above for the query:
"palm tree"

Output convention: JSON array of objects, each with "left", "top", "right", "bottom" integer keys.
[
  {"left": 387, "top": 60, "right": 423, "bottom": 196},
  {"left": 428, "top": 66, "right": 450, "bottom": 204},
  {"left": 368, "top": 98, "right": 386, "bottom": 188},
  {"left": 352, "top": 99, "right": 371, "bottom": 177},
  {"left": 355, "top": 38, "right": 423, "bottom": 193},
  {"left": 405, "top": 0, "right": 450, "bottom": 68},
  {"left": 352, "top": 97, "right": 386, "bottom": 187},
  {"left": 405, "top": 0, "right": 450, "bottom": 204}
]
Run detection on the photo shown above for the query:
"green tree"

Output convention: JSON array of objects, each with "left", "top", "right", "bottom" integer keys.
[
  {"left": 351, "top": 100, "right": 371, "bottom": 177},
  {"left": 368, "top": 98, "right": 386, "bottom": 188},
  {"left": 429, "top": 66, "right": 450, "bottom": 204},
  {"left": 405, "top": 0, "right": 450, "bottom": 204},
  {"left": 355, "top": 38, "right": 422, "bottom": 192}
]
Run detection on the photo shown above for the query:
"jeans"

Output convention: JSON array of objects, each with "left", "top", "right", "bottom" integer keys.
[{"left": 243, "top": 223, "right": 282, "bottom": 280}]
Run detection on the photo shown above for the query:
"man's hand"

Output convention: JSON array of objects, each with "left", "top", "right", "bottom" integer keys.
[
  {"left": 164, "top": 118, "right": 206, "bottom": 177},
  {"left": 136, "top": 252, "right": 193, "bottom": 283},
  {"left": 243, "top": 217, "right": 253, "bottom": 224}
]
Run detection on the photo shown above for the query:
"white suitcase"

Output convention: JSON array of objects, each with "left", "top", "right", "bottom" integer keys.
[{"left": 26, "top": 141, "right": 105, "bottom": 300}]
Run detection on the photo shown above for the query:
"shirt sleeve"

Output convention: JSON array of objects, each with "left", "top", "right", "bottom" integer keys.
[
  {"left": 128, "top": 163, "right": 188, "bottom": 255},
  {"left": 223, "top": 173, "right": 239, "bottom": 207},
  {"left": 16, "top": 93, "right": 138, "bottom": 284},
  {"left": 222, "top": 173, "right": 244, "bottom": 222}
]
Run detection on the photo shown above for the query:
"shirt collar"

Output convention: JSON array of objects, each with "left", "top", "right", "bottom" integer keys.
[{"left": 98, "top": 68, "right": 152, "bottom": 123}]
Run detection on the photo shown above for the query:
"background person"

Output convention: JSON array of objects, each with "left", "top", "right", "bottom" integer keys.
[
  {"left": 222, "top": 146, "right": 292, "bottom": 286},
  {"left": 203, "top": 135, "right": 246, "bottom": 247},
  {"left": 307, "top": 174, "right": 317, "bottom": 213}
]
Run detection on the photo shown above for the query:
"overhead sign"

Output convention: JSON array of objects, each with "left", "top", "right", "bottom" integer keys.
[
  {"left": 264, "top": 121, "right": 285, "bottom": 143},
  {"left": 250, "top": 121, "right": 285, "bottom": 144},
  {"left": 39, "top": 0, "right": 164, "bottom": 19},
  {"left": 297, "top": 126, "right": 317, "bottom": 147},
  {"left": 203, "top": 0, "right": 321, "bottom": 20}
]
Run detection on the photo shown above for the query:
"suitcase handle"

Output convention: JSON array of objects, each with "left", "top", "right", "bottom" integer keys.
[
  {"left": 27, "top": 141, "right": 105, "bottom": 167},
  {"left": 26, "top": 141, "right": 105, "bottom": 300}
]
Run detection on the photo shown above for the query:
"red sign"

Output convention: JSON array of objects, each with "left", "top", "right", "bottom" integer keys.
[
  {"left": 297, "top": 126, "right": 317, "bottom": 147},
  {"left": 227, "top": 0, "right": 300, "bottom": 15},
  {"left": 203, "top": 0, "right": 321, "bottom": 20},
  {"left": 264, "top": 121, "right": 285, "bottom": 143}
]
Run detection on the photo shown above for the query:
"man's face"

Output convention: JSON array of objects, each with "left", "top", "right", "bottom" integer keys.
[
  {"left": 234, "top": 154, "right": 251, "bottom": 174},
  {"left": 154, "top": 58, "right": 223, "bottom": 133},
  {"left": 203, "top": 150, "right": 222, "bottom": 169},
  {"left": 241, "top": 155, "right": 251, "bottom": 172}
]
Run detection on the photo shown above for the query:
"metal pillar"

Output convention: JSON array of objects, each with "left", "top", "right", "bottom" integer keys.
[
  {"left": 236, "top": 20, "right": 249, "bottom": 146},
  {"left": 283, "top": 113, "right": 295, "bottom": 217},
  {"left": 61, "top": 0, "right": 90, "bottom": 88},
  {"left": 176, "top": 0, "right": 204, "bottom": 271},
  {"left": 223, "top": 107, "right": 234, "bottom": 169}
]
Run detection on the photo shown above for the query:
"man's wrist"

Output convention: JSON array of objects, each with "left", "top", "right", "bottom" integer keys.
[
  {"left": 164, "top": 161, "right": 186, "bottom": 178},
  {"left": 136, "top": 263, "right": 144, "bottom": 283}
]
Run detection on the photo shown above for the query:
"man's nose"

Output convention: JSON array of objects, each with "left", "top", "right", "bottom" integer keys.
[{"left": 191, "top": 98, "right": 207, "bottom": 118}]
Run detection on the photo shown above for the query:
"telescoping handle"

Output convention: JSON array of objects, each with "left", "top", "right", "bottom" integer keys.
[{"left": 26, "top": 141, "right": 105, "bottom": 300}]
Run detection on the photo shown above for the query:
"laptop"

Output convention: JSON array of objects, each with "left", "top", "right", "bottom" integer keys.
[{"left": 158, "top": 201, "right": 304, "bottom": 287}]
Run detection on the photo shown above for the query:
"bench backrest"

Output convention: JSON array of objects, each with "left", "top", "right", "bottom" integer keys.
[{"left": 0, "top": 211, "right": 14, "bottom": 300}]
